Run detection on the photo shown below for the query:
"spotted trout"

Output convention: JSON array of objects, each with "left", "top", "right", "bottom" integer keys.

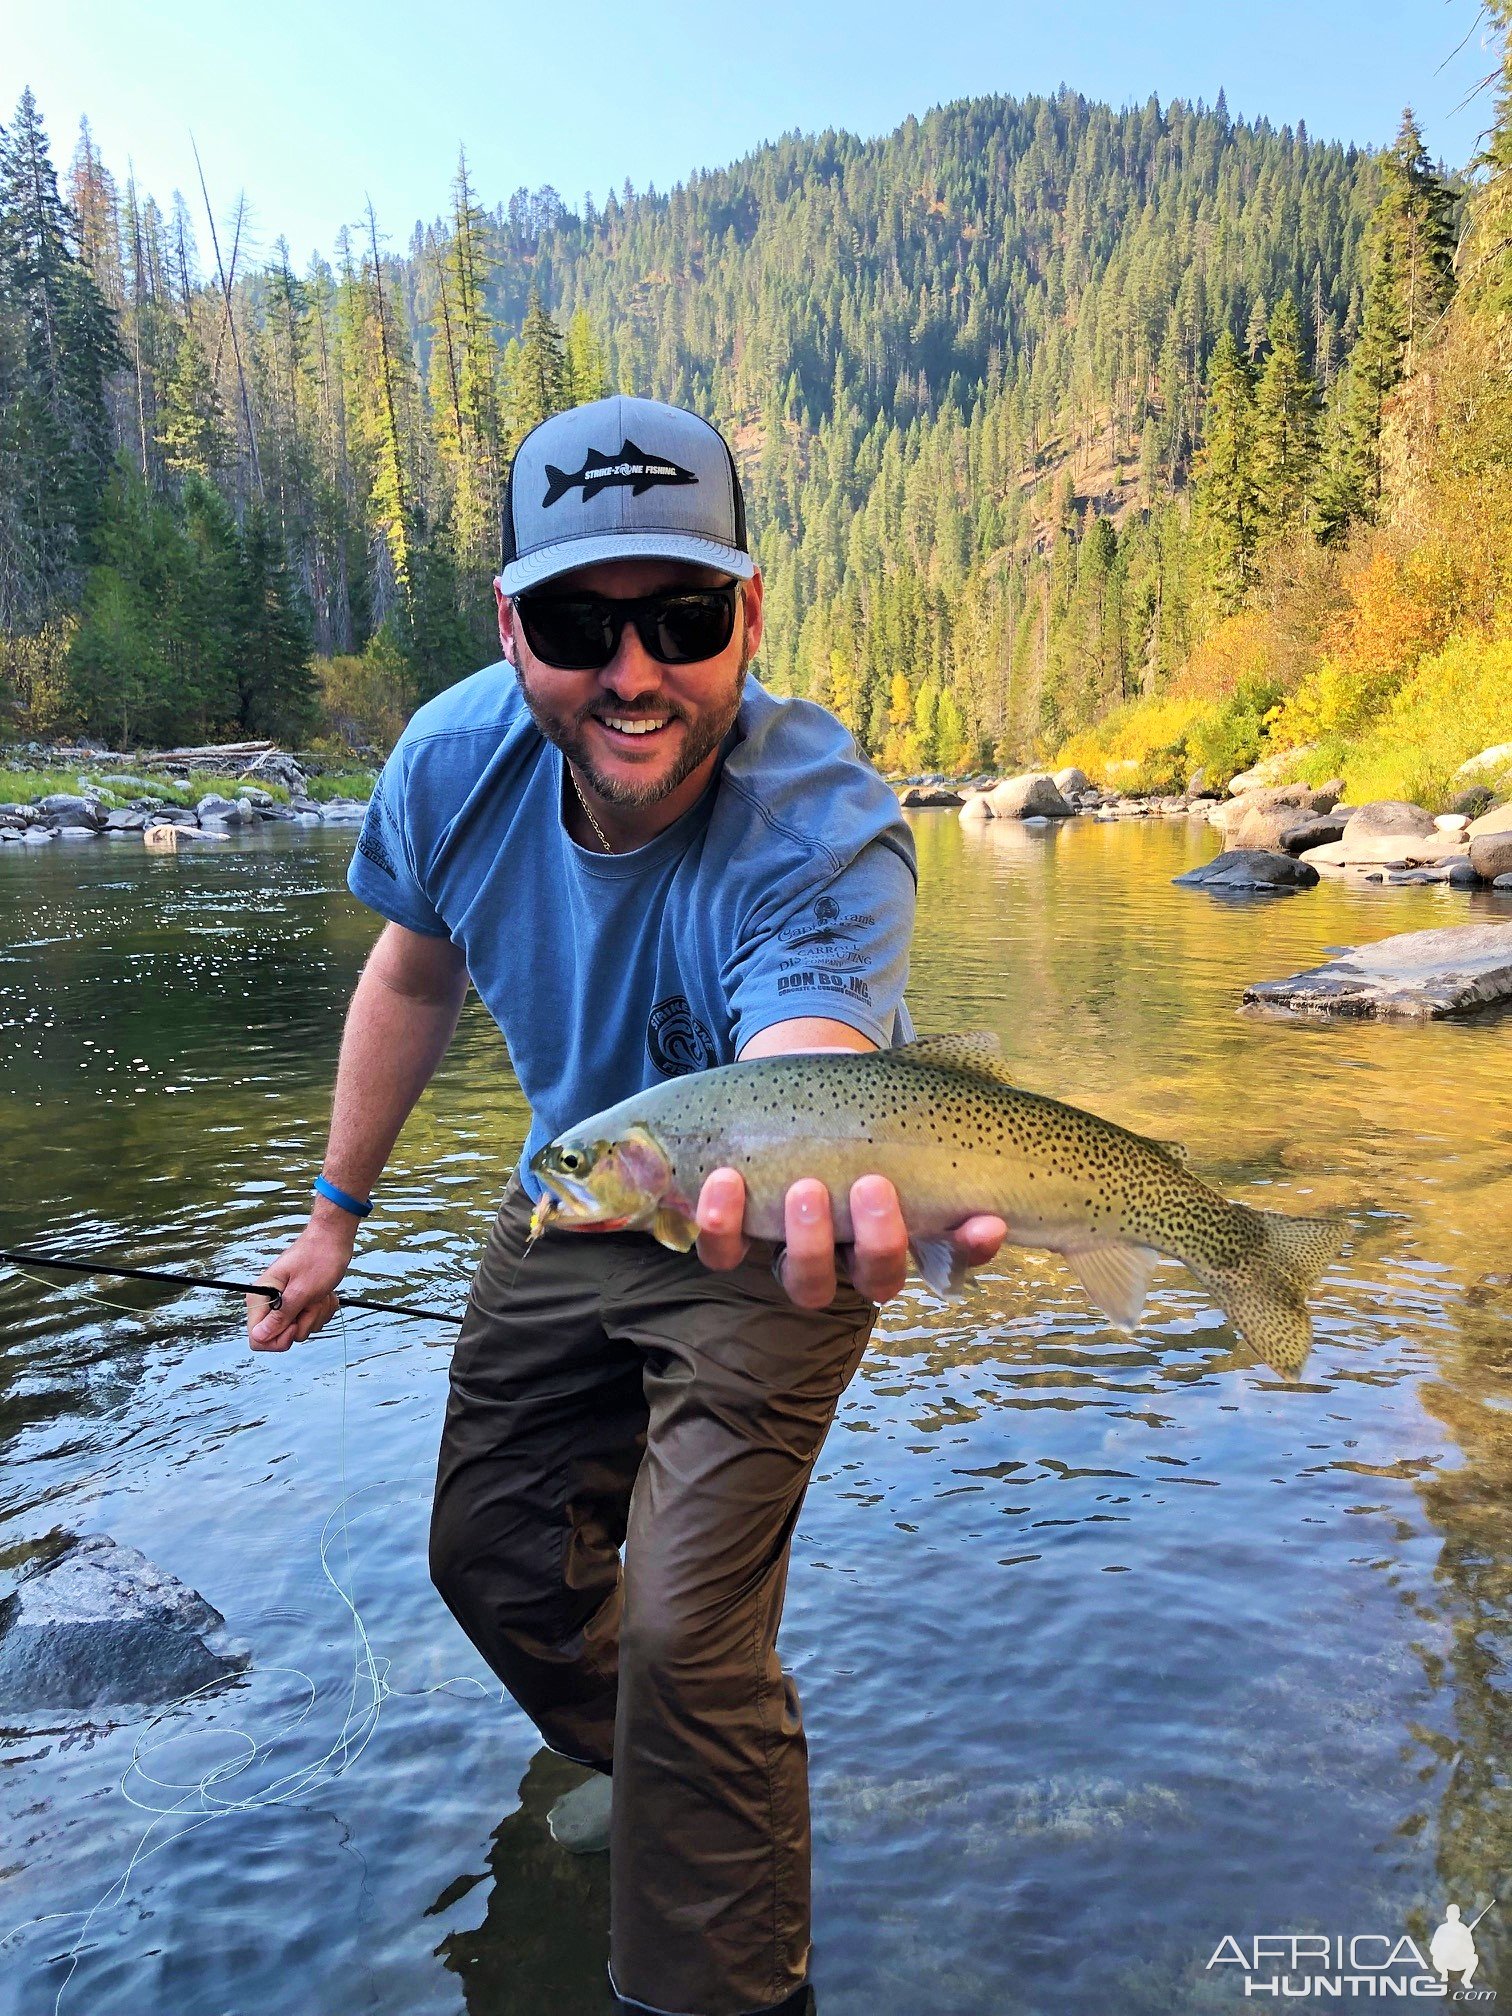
[{"left": 530, "top": 1034, "right": 1346, "bottom": 1374}]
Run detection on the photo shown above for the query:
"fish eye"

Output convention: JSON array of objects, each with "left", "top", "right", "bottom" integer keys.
[{"left": 559, "top": 1148, "right": 586, "bottom": 1174}]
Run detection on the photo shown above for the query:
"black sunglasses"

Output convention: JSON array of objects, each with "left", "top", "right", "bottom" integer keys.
[{"left": 513, "top": 582, "right": 742, "bottom": 671}]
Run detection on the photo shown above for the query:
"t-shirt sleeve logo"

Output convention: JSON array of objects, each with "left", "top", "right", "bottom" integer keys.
[
  {"left": 647, "top": 995, "right": 714, "bottom": 1076},
  {"left": 543, "top": 437, "right": 699, "bottom": 507},
  {"left": 356, "top": 788, "right": 398, "bottom": 882}
]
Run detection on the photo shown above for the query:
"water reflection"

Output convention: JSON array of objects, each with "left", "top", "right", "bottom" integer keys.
[{"left": 0, "top": 819, "right": 1508, "bottom": 2011}]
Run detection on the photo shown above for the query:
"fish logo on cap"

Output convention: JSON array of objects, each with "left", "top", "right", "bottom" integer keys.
[{"left": 542, "top": 438, "right": 699, "bottom": 508}]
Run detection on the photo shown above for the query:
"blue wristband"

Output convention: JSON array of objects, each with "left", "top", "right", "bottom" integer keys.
[{"left": 313, "top": 1174, "right": 373, "bottom": 1219}]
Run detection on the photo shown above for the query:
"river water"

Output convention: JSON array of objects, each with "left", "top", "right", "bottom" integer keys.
[{"left": 0, "top": 815, "right": 1508, "bottom": 2015}]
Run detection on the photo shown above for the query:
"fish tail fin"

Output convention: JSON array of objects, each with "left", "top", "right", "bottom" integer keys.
[
  {"left": 1187, "top": 1207, "right": 1347, "bottom": 1377},
  {"left": 542, "top": 464, "right": 573, "bottom": 506}
]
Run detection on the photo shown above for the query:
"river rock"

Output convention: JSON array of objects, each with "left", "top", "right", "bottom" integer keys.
[
  {"left": 0, "top": 1534, "right": 248, "bottom": 1713},
  {"left": 1226, "top": 747, "right": 1324, "bottom": 794},
  {"left": 1496, "top": 874, "right": 1512, "bottom": 891},
  {"left": 1053, "top": 766, "right": 1091, "bottom": 796},
  {"left": 1213, "top": 784, "right": 1338, "bottom": 850},
  {"left": 1434, "top": 812, "right": 1470, "bottom": 833},
  {"left": 315, "top": 796, "right": 369, "bottom": 824},
  {"left": 240, "top": 750, "right": 309, "bottom": 794},
  {"left": 1279, "top": 812, "right": 1349, "bottom": 854},
  {"left": 900, "top": 785, "right": 964, "bottom": 808},
  {"left": 984, "top": 773, "right": 1073, "bottom": 820},
  {"left": 196, "top": 792, "right": 256, "bottom": 827},
  {"left": 1341, "top": 800, "right": 1437, "bottom": 845},
  {"left": 1175, "top": 849, "right": 1320, "bottom": 892},
  {"left": 1300, "top": 832, "right": 1469, "bottom": 870},
  {"left": 53, "top": 825, "right": 101, "bottom": 841},
  {"left": 21, "top": 826, "right": 55, "bottom": 844},
  {"left": 1243, "top": 921, "right": 1512, "bottom": 1020},
  {"left": 1464, "top": 802, "right": 1512, "bottom": 882},
  {"left": 105, "top": 809, "right": 149, "bottom": 831},
  {"left": 35, "top": 793, "right": 105, "bottom": 828},
  {"left": 1453, "top": 741, "right": 1512, "bottom": 789}
]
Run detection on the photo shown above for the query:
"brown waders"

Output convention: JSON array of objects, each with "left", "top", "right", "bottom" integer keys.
[{"left": 429, "top": 1180, "right": 876, "bottom": 2016}]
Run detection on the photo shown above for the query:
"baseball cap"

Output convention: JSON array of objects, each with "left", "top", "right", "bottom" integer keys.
[{"left": 498, "top": 394, "right": 754, "bottom": 597}]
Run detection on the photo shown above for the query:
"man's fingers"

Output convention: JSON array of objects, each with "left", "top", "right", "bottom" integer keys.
[
  {"left": 247, "top": 1275, "right": 290, "bottom": 1349},
  {"left": 696, "top": 1167, "right": 750, "bottom": 1271},
  {"left": 951, "top": 1214, "right": 1009, "bottom": 1268},
  {"left": 846, "top": 1174, "right": 909, "bottom": 1303},
  {"left": 778, "top": 1178, "right": 837, "bottom": 1309}
]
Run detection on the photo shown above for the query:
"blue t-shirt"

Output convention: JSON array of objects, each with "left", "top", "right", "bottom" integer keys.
[{"left": 347, "top": 664, "right": 917, "bottom": 1197}]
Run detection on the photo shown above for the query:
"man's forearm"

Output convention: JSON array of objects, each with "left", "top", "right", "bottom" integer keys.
[{"left": 321, "top": 949, "right": 468, "bottom": 1202}]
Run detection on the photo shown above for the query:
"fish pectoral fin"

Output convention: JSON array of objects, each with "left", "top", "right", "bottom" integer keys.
[
  {"left": 1062, "top": 1241, "right": 1160, "bottom": 1331},
  {"left": 909, "top": 1234, "right": 972, "bottom": 1299},
  {"left": 652, "top": 1205, "right": 700, "bottom": 1253}
]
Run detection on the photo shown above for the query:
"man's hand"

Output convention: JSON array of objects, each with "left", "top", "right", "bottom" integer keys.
[
  {"left": 247, "top": 1207, "right": 358, "bottom": 1352},
  {"left": 696, "top": 1168, "right": 1007, "bottom": 1309}
]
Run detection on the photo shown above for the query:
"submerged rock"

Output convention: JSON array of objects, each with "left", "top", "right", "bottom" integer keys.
[
  {"left": 1243, "top": 921, "right": 1512, "bottom": 1020},
  {"left": 1174, "top": 849, "right": 1320, "bottom": 892},
  {"left": 0, "top": 1534, "right": 248, "bottom": 1714},
  {"left": 899, "top": 784, "right": 964, "bottom": 807}
]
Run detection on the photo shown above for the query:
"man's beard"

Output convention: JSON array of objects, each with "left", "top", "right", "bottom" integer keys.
[{"left": 517, "top": 666, "right": 747, "bottom": 808}]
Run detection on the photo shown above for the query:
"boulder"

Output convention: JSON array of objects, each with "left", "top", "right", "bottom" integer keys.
[
  {"left": 0, "top": 1534, "right": 248, "bottom": 1713},
  {"left": 240, "top": 750, "right": 309, "bottom": 793},
  {"left": 1226, "top": 746, "right": 1319, "bottom": 794},
  {"left": 104, "top": 809, "right": 149, "bottom": 831},
  {"left": 984, "top": 773, "right": 1073, "bottom": 820},
  {"left": 1434, "top": 812, "right": 1470, "bottom": 833},
  {"left": 1279, "top": 812, "right": 1349, "bottom": 854},
  {"left": 1213, "top": 784, "right": 1339, "bottom": 850},
  {"left": 53, "top": 825, "right": 101, "bottom": 841},
  {"left": 1452, "top": 786, "right": 1499, "bottom": 820},
  {"left": 1453, "top": 741, "right": 1512, "bottom": 789},
  {"left": 315, "top": 796, "right": 370, "bottom": 824},
  {"left": 1053, "top": 766, "right": 1091, "bottom": 796},
  {"left": 1174, "top": 849, "right": 1320, "bottom": 892},
  {"left": 35, "top": 792, "right": 105, "bottom": 828},
  {"left": 1468, "top": 801, "right": 1512, "bottom": 841},
  {"left": 196, "top": 792, "right": 255, "bottom": 827},
  {"left": 899, "top": 785, "right": 964, "bottom": 808},
  {"left": 1340, "top": 800, "right": 1437, "bottom": 845},
  {"left": 1243, "top": 921, "right": 1512, "bottom": 1020},
  {"left": 1495, "top": 874, "right": 1512, "bottom": 891},
  {"left": 21, "top": 826, "right": 55, "bottom": 844},
  {"left": 959, "top": 792, "right": 992, "bottom": 821},
  {"left": 1470, "top": 830, "right": 1512, "bottom": 883},
  {"left": 1300, "top": 832, "right": 1469, "bottom": 869}
]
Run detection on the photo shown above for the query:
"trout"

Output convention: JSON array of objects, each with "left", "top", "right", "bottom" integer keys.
[{"left": 530, "top": 1034, "right": 1346, "bottom": 1375}]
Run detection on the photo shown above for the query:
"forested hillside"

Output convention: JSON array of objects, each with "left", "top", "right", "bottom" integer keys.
[{"left": 2, "top": 22, "right": 1508, "bottom": 795}]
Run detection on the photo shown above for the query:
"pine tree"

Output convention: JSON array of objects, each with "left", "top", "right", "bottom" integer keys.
[
  {"left": 510, "top": 289, "right": 568, "bottom": 442},
  {"left": 1252, "top": 292, "right": 1320, "bottom": 540},
  {"left": 1194, "top": 330, "right": 1259, "bottom": 609},
  {"left": 159, "top": 319, "right": 232, "bottom": 478},
  {"left": 1378, "top": 108, "right": 1456, "bottom": 374},
  {"left": 0, "top": 89, "right": 122, "bottom": 624},
  {"left": 233, "top": 503, "right": 316, "bottom": 736}
]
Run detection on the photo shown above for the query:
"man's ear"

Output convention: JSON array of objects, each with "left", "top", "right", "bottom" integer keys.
[{"left": 495, "top": 579, "right": 517, "bottom": 667}]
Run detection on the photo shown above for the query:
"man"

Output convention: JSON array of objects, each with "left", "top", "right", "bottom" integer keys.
[{"left": 249, "top": 394, "right": 1005, "bottom": 2016}]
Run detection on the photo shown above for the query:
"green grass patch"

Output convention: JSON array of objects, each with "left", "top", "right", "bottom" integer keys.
[{"left": 304, "top": 769, "right": 376, "bottom": 801}]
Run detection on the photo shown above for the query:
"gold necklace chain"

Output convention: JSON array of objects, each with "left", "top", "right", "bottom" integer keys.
[{"left": 568, "top": 766, "right": 614, "bottom": 853}]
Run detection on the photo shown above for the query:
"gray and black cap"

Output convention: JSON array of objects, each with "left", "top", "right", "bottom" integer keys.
[{"left": 498, "top": 394, "right": 753, "bottom": 597}]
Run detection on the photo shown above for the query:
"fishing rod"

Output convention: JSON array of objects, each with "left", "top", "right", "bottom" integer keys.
[{"left": 0, "top": 1249, "right": 458, "bottom": 1324}]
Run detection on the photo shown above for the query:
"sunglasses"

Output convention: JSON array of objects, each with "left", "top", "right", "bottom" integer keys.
[{"left": 512, "top": 581, "right": 742, "bottom": 671}]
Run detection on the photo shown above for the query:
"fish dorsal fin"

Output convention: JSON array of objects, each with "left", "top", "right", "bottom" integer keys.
[
  {"left": 894, "top": 1033, "right": 1015, "bottom": 1083},
  {"left": 1063, "top": 1241, "right": 1160, "bottom": 1332}
]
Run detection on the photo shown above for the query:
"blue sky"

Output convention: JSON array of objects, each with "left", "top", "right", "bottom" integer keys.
[{"left": 5, "top": 0, "right": 1502, "bottom": 269}]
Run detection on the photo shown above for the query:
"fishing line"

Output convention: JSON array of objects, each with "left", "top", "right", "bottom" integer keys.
[{"left": 0, "top": 1295, "right": 503, "bottom": 2014}]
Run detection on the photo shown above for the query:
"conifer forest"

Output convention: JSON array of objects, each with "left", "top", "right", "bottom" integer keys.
[{"left": 2, "top": 6, "right": 1510, "bottom": 800}]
